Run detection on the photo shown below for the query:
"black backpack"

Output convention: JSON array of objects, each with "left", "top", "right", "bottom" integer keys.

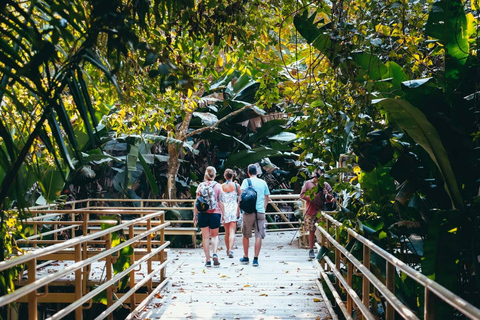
[{"left": 239, "top": 179, "right": 257, "bottom": 214}]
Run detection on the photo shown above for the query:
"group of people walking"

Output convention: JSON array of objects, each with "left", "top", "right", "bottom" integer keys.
[
  {"left": 193, "top": 164, "right": 270, "bottom": 268},
  {"left": 193, "top": 163, "right": 334, "bottom": 267}
]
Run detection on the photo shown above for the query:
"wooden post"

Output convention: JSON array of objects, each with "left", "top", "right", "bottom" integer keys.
[
  {"left": 147, "top": 218, "right": 152, "bottom": 292},
  {"left": 386, "top": 262, "right": 395, "bottom": 320},
  {"left": 346, "top": 234, "right": 353, "bottom": 315},
  {"left": 129, "top": 225, "right": 136, "bottom": 311},
  {"left": 160, "top": 212, "right": 166, "bottom": 281},
  {"left": 334, "top": 225, "right": 341, "bottom": 293},
  {"left": 71, "top": 213, "right": 76, "bottom": 239},
  {"left": 27, "top": 259, "right": 37, "bottom": 320},
  {"left": 424, "top": 287, "right": 436, "bottom": 320},
  {"left": 362, "top": 245, "right": 371, "bottom": 320},
  {"left": 105, "top": 233, "right": 113, "bottom": 320},
  {"left": 82, "top": 213, "right": 88, "bottom": 295},
  {"left": 74, "top": 244, "right": 83, "bottom": 320}
]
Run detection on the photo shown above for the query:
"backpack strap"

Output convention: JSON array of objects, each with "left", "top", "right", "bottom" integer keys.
[{"left": 247, "top": 178, "right": 259, "bottom": 231}]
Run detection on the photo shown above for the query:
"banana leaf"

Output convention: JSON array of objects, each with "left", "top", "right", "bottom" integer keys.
[{"left": 373, "top": 98, "right": 463, "bottom": 209}]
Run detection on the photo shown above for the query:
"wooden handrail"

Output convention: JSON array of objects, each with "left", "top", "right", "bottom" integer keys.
[
  {"left": 317, "top": 212, "right": 480, "bottom": 320},
  {"left": 94, "top": 262, "right": 169, "bottom": 320},
  {"left": 0, "top": 211, "right": 164, "bottom": 272},
  {"left": 0, "top": 220, "right": 170, "bottom": 307},
  {"left": 47, "top": 242, "right": 170, "bottom": 320}
]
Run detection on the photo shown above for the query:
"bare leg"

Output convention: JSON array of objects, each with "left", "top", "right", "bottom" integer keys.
[
  {"left": 254, "top": 237, "right": 262, "bottom": 257},
  {"left": 308, "top": 230, "right": 315, "bottom": 249},
  {"left": 229, "top": 222, "right": 236, "bottom": 251},
  {"left": 224, "top": 222, "right": 231, "bottom": 253},
  {"left": 210, "top": 228, "right": 219, "bottom": 255},
  {"left": 201, "top": 227, "right": 211, "bottom": 262},
  {"left": 243, "top": 237, "right": 249, "bottom": 258}
]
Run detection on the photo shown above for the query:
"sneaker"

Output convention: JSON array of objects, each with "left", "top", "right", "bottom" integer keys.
[
  {"left": 239, "top": 256, "right": 249, "bottom": 265},
  {"left": 212, "top": 254, "right": 220, "bottom": 267},
  {"left": 309, "top": 249, "right": 315, "bottom": 260},
  {"left": 205, "top": 261, "right": 212, "bottom": 267},
  {"left": 252, "top": 258, "right": 259, "bottom": 267},
  {"left": 228, "top": 251, "right": 234, "bottom": 258}
]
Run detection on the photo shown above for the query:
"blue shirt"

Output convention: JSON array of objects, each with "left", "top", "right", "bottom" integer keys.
[{"left": 240, "top": 176, "right": 270, "bottom": 213}]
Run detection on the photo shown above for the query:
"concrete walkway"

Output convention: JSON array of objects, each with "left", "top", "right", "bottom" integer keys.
[{"left": 136, "top": 231, "right": 331, "bottom": 319}]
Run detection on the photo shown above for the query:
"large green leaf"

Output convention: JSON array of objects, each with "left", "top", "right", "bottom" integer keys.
[
  {"left": 374, "top": 98, "right": 463, "bottom": 209},
  {"left": 138, "top": 153, "right": 160, "bottom": 195},
  {"left": 425, "top": 0, "right": 472, "bottom": 91},
  {"left": 294, "top": 11, "right": 341, "bottom": 63},
  {"left": 223, "top": 147, "right": 282, "bottom": 169},
  {"left": 425, "top": 0, "right": 469, "bottom": 65},
  {"left": 352, "top": 53, "right": 388, "bottom": 81},
  {"left": 422, "top": 210, "right": 460, "bottom": 318},
  {"left": 247, "top": 119, "right": 287, "bottom": 145},
  {"left": 38, "top": 168, "right": 66, "bottom": 202},
  {"left": 199, "top": 131, "right": 251, "bottom": 149},
  {"left": 358, "top": 164, "right": 395, "bottom": 204}
]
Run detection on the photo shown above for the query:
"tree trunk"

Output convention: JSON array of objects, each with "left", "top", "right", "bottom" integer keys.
[
  {"left": 167, "top": 143, "right": 181, "bottom": 199},
  {"left": 166, "top": 110, "right": 194, "bottom": 199}
]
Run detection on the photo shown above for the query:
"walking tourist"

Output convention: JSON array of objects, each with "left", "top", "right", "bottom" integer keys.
[
  {"left": 220, "top": 169, "right": 241, "bottom": 258},
  {"left": 194, "top": 166, "right": 224, "bottom": 267},
  {"left": 239, "top": 164, "right": 270, "bottom": 267},
  {"left": 300, "top": 168, "right": 333, "bottom": 260}
]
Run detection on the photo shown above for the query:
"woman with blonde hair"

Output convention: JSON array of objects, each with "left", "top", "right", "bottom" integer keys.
[
  {"left": 220, "top": 168, "right": 241, "bottom": 258},
  {"left": 193, "top": 166, "right": 224, "bottom": 267}
]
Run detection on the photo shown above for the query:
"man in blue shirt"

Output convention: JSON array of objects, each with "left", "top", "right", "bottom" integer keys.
[{"left": 239, "top": 164, "right": 270, "bottom": 267}]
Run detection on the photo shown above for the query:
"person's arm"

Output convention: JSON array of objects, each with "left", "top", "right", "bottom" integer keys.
[
  {"left": 215, "top": 184, "right": 225, "bottom": 221},
  {"left": 264, "top": 194, "right": 270, "bottom": 212},
  {"left": 300, "top": 181, "right": 310, "bottom": 201},
  {"left": 193, "top": 196, "right": 199, "bottom": 226},
  {"left": 236, "top": 183, "right": 242, "bottom": 217},
  {"left": 193, "top": 184, "right": 201, "bottom": 226},
  {"left": 323, "top": 182, "right": 334, "bottom": 202},
  {"left": 264, "top": 181, "right": 270, "bottom": 212}
]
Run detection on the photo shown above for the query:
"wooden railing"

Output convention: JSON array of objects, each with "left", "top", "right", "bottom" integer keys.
[
  {"left": 2, "top": 195, "right": 302, "bottom": 319},
  {"left": 1, "top": 208, "right": 169, "bottom": 320},
  {"left": 315, "top": 211, "right": 480, "bottom": 320},
  {"left": 29, "top": 195, "right": 303, "bottom": 232}
]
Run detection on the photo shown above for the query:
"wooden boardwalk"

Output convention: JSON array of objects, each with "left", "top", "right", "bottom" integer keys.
[{"left": 137, "top": 231, "right": 331, "bottom": 319}]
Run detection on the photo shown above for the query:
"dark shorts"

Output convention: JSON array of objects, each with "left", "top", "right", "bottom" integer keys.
[
  {"left": 242, "top": 212, "right": 266, "bottom": 239},
  {"left": 198, "top": 213, "right": 221, "bottom": 229}
]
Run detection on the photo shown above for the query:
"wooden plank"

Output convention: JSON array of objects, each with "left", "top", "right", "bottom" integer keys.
[{"left": 136, "top": 231, "right": 331, "bottom": 319}]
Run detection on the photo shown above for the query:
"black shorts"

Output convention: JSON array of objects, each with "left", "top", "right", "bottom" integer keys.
[{"left": 198, "top": 213, "right": 221, "bottom": 229}]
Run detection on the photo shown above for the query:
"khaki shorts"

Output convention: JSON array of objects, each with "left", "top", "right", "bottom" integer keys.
[
  {"left": 242, "top": 212, "right": 266, "bottom": 239},
  {"left": 304, "top": 214, "right": 318, "bottom": 232}
]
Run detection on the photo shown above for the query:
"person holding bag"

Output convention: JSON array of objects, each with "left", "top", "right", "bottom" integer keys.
[
  {"left": 300, "top": 168, "right": 333, "bottom": 260},
  {"left": 220, "top": 169, "right": 241, "bottom": 258}
]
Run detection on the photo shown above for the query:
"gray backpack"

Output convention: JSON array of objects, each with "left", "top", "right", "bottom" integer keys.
[{"left": 195, "top": 182, "right": 218, "bottom": 212}]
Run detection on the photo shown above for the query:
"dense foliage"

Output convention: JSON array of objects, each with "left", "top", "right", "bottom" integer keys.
[
  {"left": 291, "top": 0, "right": 480, "bottom": 317},
  {"left": 1, "top": 0, "right": 479, "bottom": 318}
]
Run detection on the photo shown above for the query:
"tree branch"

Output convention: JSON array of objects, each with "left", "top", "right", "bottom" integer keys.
[{"left": 183, "top": 103, "right": 254, "bottom": 140}]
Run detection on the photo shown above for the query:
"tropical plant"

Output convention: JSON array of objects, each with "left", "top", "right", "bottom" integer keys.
[{"left": 292, "top": 0, "right": 479, "bottom": 317}]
